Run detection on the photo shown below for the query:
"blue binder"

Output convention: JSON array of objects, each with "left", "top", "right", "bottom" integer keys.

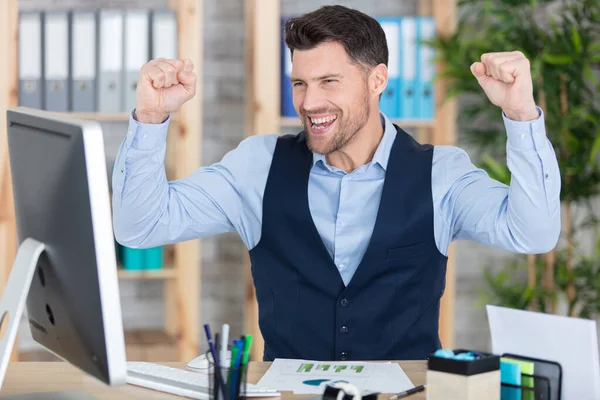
[
  {"left": 416, "top": 17, "right": 435, "bottom": 120},
  {"left": 377, "top": 17, "right": 401, "bottom": 119},
  {"left": 400, "top": 17, "right": 418, "bottom": 119},
  {"left": 280, "top": 17, "right": 296, "bottom": 117}
]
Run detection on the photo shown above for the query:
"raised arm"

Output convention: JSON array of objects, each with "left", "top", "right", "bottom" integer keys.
[
  {"left": 111, "top": 58, "right": 273, "bottom": 249},
  {"left": 434, "top": 108, "right": 561, "bottom": 255},
  {"left": 433, "top": 51, "right": 561, "bottom": 255}
]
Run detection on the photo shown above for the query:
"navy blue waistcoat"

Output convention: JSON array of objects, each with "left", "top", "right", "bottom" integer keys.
[{"left": 248, "top": 125, "right": 448, "bottom": 361}]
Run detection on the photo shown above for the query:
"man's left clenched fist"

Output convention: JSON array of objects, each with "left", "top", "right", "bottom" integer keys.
[{"left": 471, "top": 51, "right": 538, "bottom": 121}]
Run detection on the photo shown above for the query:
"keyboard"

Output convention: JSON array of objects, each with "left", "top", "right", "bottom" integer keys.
[{"left": 126, "top": 362, "right": 280, "bottom": 399}]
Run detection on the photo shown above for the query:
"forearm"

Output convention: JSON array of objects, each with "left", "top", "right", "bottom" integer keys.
[
  {"left": 111, "top": 115, "right": 174, "bottom": 248},
  {"left": 442, "top": 107, "right": 561, "bottom": 254},
  {"left": 502, "top": 115, "right": 561, "bottom": 252},
  {"left": 111, "top": 113, "right": 233, "bottom": 248}
]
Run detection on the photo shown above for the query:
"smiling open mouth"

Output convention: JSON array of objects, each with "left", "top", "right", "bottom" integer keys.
[{"left": 309, "top": 115, "right": 338, "bottom": 131}]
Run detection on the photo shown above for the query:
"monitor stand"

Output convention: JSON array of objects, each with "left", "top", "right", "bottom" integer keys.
[{"left": 0, "top": 238, "right": 98, "bottom": 400}]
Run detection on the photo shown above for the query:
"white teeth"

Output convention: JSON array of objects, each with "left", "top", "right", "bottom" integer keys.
[{"left": 310, "top": 115, "right": 337, "bottom": 125}]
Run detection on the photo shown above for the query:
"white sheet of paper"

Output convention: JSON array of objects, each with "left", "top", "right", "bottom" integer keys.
[
  {"left": 487, "top": 304, "right": 600, "bottom": 400},
  {"left": 256, "top": 358, "right": 414, "bottom": 394}
]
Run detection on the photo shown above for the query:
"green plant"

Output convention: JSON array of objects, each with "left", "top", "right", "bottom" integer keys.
[{"left": 431, "top": 0, "right": 600, "bottom": 317}]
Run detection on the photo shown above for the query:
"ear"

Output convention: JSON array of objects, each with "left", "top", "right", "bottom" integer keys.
[{"left": 369, "top": 64, "right": 388, "bottom": 96}]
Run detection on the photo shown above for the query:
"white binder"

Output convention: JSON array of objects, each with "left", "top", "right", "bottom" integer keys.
[
  {"left": 151, "top": 10, "right": 177, "bottom": 60},
  {"left": 70, "top": 11, "right": 97, "bottom": 112},
  {"left": 43, "top": 11, "right": 69, "bottom": 112},
  {"left": 98, "top": 10, "right": 124, "bottom": 113},
  {"left": 18, "top": 11, "right": 42, "bottom": 109},
  {"left": 124, "top": 10, "right": 150, "bottom": 113}
]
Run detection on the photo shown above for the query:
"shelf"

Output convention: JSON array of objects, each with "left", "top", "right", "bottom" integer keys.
[
  {"left": 53, "top": 112, "right": 131, "bottom": 122},
  {"left": 280, "top": 116, "right": 434, "bottom": 129},
  {"left": 49, "top": 112, "right": 180, "bottom": 123},
  {"left": 118, "top": 266, "right": 177, "bottom": 280}
]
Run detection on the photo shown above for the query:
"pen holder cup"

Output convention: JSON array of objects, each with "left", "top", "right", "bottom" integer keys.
[
  {"left": 426, "top": 349, "right": 501, "bottom": 400},
  {"left": 207, "top": 352, "right": 248, "bottom": 400}
]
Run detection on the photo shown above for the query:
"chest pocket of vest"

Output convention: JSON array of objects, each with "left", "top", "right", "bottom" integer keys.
[{"left": 386, "top": 242, "right": 425, "bottom": 260}]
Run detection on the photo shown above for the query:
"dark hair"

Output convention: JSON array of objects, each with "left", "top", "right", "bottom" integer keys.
[{"left": 283, "top": 5, "right": 388, "bottom": 73}]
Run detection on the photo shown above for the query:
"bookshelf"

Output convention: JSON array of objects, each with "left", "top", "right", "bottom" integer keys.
[
  {"left": 244, "top": 0, "right": 458, "bottom": 361},
  {"left": 0, "top": 0, "right": 202, "bottom": 362}
]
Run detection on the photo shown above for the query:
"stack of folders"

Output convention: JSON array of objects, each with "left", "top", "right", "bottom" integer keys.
[
  {"left": 279, "top": 15, "right": 436, "bottom": 121},
  {"left": 18, "top": 8, "right": 178, "bottom": 113},
  {"left": 116, "top": 242, "right": 164, "bottom": 271},
  {"left": 500, "top": 354, "right": 562, "bottom": 400}
]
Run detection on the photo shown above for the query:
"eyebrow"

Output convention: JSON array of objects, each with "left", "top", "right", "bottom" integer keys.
[{"left": 291, "top": 73, "right": 344, "bottom": 82}]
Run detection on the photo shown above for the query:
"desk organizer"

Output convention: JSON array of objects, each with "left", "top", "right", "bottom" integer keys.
[
  {"left": 500, "top": 353, "right": 561, "bottom": 400},
  {"left": 426, "top": 349, "right": 500, "bottom": 400}
]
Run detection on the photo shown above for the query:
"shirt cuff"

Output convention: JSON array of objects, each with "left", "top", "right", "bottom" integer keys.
[
  {"left": 125, "top": 109, "right": 170, "bottom": 150},
  {"left": 502, "top": 106, "right": 548, "bottom": 150},
  {"left": 503, "top": 106, "right": 548, "bottom": 151}
]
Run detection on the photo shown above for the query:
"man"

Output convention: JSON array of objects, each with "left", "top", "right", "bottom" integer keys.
[{"left": 112, "top": 5, "right": 560, "bottom": 361}]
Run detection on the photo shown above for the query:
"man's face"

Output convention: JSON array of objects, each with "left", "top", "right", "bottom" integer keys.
[{"left": 291, "top": 41, "right": 372, "bottom": 155}]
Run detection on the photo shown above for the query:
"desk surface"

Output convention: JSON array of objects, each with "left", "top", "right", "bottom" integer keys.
[{"left": 0, "top": 361, "right": 426, "bottom": 399}]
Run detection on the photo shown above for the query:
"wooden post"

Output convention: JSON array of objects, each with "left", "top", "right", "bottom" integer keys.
[
  {"left": 244, "top": 0, "right": 280, "bottom": 362},
  {"left": 170, "top": 0, "right": 202, "bottom": 362},
  {"left": 0, "top": 0, "right": 19, "bottom": 362},
  {"left": 432, "top": 0, "right": 458, "bottom": 349}
]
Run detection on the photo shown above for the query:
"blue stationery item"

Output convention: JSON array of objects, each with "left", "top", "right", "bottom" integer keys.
[
  {"left": 377, "top": 17, "right": 402, "bottom": 119},
  {"left": 144, "top": 246, "right": 163, "bottom": 270},
  {"left": 400, "top": 16, "right": 418, "bottom": 119},
  {"left": 280, "top": 16, "right": 297, "bottom": 117},
  {"left": 501, "top": 359, "right": 522, "bottom": 400},
  {"left": 122, "top": 246, "right": 145, "bottom": 270},
  {"left": 416, "top": 16, "right": 435, "bottom": 120},
  {"left": 229, "top": 339, "right": 244, "bottom": 400},
  {"left": 433, "top": 349, "right": 483, "bottom": 361},
  {"left": 204, "top": 324, "right": 227, "bottom": 400}
]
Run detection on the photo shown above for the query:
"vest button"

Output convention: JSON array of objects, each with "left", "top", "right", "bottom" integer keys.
[
  {"left": 340, "top": 298, "right": 349, "bottom": 307},
  {"left": 340, "top": 326, "right": 348, "bottom": 334},
  {"left": 340, "top": 352, "right": 348, "bottom": 360}
]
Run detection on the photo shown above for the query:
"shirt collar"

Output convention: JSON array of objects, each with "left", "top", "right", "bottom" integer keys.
[{"left": 312, "top": 112, "right": 397, "bottom": 172}]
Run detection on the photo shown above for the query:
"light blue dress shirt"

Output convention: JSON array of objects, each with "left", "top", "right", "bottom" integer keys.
[{"left": 112, "top": 108, "right": 561, "bottom": 286}]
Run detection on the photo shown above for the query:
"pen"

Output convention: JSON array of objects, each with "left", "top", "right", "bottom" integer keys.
[
  {"left": 241, "top": 335, "right": 253, "bottom": 365},
  {"left": 389, "top": 385, "right": 426, "bottom": 399},
  {"left": 204, "top": 324, "right": 227, "bottom": 400},
  {"left": 235, "top": 337, "right": 247, "bottom": 399},
  {"left": 229, "top": 340, "right": 243, "bottom": 400},
  {"left": 220, "top": 324, "right": 229, "bottom": 368},
  {"left": 227, "top": 340, "right": 241, "bottom": 398}
]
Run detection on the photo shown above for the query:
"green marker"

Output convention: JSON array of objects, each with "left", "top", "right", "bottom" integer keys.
[
  {"left": 230, "top": 343, "right": 240, "bottom": 369},
  {"left": 242, "top": 335, "right": 253, "bottom": 365}
]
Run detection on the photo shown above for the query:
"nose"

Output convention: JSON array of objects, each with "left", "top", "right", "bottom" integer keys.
[{"left": 299, "top": 85, "right": 327, "bottom": 113}]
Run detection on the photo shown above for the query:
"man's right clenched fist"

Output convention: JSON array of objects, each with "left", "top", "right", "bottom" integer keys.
[{"left": 134, "top": 58, "right": 197, "bottom": 124}]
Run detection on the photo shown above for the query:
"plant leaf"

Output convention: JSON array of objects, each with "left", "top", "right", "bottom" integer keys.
[
  {"left": 543, "top": 54, "right": 574, "bottom": 64},
  {"left": 572, "top": 25, "right": 582, "bottom": 54},
  {"left": 584, "top": 64, "right": 599, "bottom": 86},
  {"left": 589, "top": 127, "right": 600, "bottom": 165}
]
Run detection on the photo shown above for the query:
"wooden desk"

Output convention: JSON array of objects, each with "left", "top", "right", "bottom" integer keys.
[{"left": 0, "top": 361, "right": 427, "bottom": 399}]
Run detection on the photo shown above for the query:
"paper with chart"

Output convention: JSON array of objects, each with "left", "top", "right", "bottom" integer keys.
[{"left": 256, "top": 359, "right": 415, "bottom": 394}]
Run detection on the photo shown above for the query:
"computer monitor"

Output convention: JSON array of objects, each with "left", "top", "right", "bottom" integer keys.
[{"left": 0, "top": 107, "right": 127, "bottom": 393}]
